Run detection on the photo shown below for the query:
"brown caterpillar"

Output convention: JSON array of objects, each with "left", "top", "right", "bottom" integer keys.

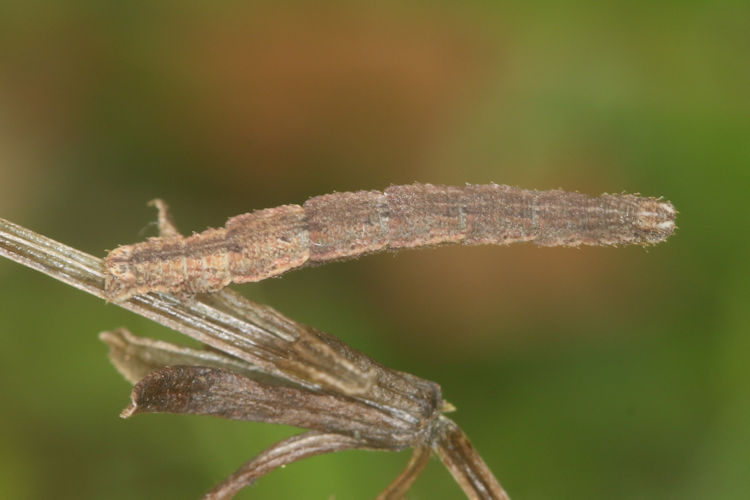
[{"left": 105, "top": 183, "right": 676, "bottom": 301}]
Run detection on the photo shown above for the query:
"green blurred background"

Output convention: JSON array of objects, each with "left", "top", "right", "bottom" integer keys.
[{"left": 0, "top": 1, "right": 747, "bottom": 499}]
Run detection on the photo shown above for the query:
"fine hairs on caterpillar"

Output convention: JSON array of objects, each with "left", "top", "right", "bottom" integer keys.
[{"left": 105, "top": 183, "right": 676, "bottom": 301}]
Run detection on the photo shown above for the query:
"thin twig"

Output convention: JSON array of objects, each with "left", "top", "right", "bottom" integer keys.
[{"left": 202, "top": 431, "right": 371, "bottom": 500}]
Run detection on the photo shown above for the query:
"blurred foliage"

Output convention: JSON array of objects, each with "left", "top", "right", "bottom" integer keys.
[{"left": 0, "top": 1, "right": 747, "bottom": 499}]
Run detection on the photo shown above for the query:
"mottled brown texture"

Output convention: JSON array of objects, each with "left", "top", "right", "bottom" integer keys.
[
  {"left": 305, "top": 189, "right": 389, "bottom": 260},
  {"left": 105, "top": 183, "right": 677, "bottom": 301},
  {"left": 385, "top": 184, "right": 466, "bottom": 247},
  {"left": 225, "top": 205, "right": 309, "bottom": 281}
]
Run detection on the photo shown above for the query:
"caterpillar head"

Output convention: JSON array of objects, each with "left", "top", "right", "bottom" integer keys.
[{"left": 104, "top": 245, "right": 138, "bottom": 302}]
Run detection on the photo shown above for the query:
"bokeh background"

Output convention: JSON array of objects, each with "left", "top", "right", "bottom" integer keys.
[{"left": 0, "top": 1, "right": 747, "bottom": 499}]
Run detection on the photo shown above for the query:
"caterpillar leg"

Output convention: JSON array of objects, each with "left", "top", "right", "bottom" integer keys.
[{"left": 147, "top": 198, "right": 181, "bottom": 238}]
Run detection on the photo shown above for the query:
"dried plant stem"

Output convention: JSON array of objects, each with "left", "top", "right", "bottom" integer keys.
[
  {"left": 0, "top": 217, "right": 510, "bottom": 499},
  {"left": 202, "top": 431, "right": 369, "bottom": 500},
  {"left": 436, "top": 417, "right": 511, "bottom": 500},
  {"left": 376, "top": 445, "right": 432, "bottom": 500}
]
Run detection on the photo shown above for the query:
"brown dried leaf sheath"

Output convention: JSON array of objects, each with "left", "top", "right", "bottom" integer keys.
[
  {"left": 0, "top": 218, "right": 510, "bottom": 499},
  {"left": 104, "top": 183, "right": 676, "bottom": 300},
  {"left": 105, "top": 329, "right": 507, "bottom": 500}
]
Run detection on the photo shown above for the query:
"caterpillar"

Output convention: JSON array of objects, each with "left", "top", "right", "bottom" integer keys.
[{"left": 104, "top": 183, "right": 676, "bottom": 301}]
